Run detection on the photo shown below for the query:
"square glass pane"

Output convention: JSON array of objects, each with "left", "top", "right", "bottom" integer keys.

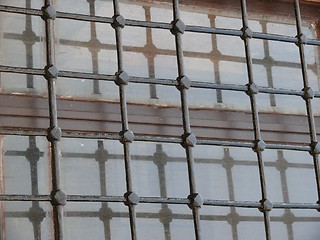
[
  {"left": 60, "top": 138, "right": 126, "bottom": 196},
  {"left": 2, "top": 135, "right": 50, "bottom": 195},
  {"left": 1, "top": 201, "right": 53, "bottom": 240}
]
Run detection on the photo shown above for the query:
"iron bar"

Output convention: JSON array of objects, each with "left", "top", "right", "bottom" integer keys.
[
  {"left": 0, "top": 5, "right": 320, "bottom": 46},
  {"left": 43, "top": 0, "right": 65, "bottom": 239},
  {"left": 112, "top": 0, "right": 138, "bottom": 239},
  {"left": 1, "top": 64, "right": 318, "bottom": 97},
  {"left": 240, "top": 0, "right": 271, "bottom": 239},
  {"left": 172, "top": 0, "right": 202, "bottom": 239},
  {"left": 294, "top": 0, "right": 320, "bottom": 205}
]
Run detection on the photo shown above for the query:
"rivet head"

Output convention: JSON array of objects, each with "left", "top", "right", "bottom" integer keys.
[
  {"left": 246, "top": 83, "right": 259, "bottom": 95},
  {"left": 51, "top": 190, "right": 67, "bottom": 206},
  {"left": 47, "top": 126, "right": 62, "bottom": 142},
  {"left": 120, "top": 130, "right": 134, "bottom": 143},
  {"left": 176, "top": 75, "right": 191, "bottom": 90},
  {"left": 309, "top": 142, "right": 320, "bottom": 155},
  {"left": 111, "top": 14, "right": 126, "bottom": 29},
  {"left": 188, "top": 193, "right": 204, "bottom": 209},
  {"left": 259, "top": 199, "right": 273, "bottom": 212},
  {"left": 42, "top": 5, "right": 56, "bottom": 20},
  {"left": 295, "top": 33, "right": 307, "bottom": 46},
  {"left": 317, "top": 200, "right": 320, "bottom": 212},
  {"left": 170, "top": 19, "right": 186, "bottom": 35},
  {"left": 241, "top": 27, "right": 253, "bottom": 40},
  {"left": 124, "top": 191, "right": 140, "bottom": 206},
  {"left": 181, "top": 133, "right": 197, "bottom": 148},
  {"left": 302, "top": 87, "right": 314, "bottom": 100},
  {"left": 115, "top": 71, "right": 130, "bottom": 85},
  {"left": 45, "top": 65, "right": 59, "bottom": 80},
  {"left": 253, "top": 140, "right": 266, "bottom": 152}
]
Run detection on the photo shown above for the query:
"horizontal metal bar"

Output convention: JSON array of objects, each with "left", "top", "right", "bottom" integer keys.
[
  {"left": 0, "top": 5, "right": 319, "bottom": 46},
  {"left": 253, "top": 32, "right": 298, "bottom": 43},
  {"left": 0, "top": 195, "right": 51, "bottom": 201},
  {"left": 0, "top": 194, "right": 318, "bottom": 210},
  {"left": 0, "top": 5, "right": 42, "bottom": 16},
  {"left": 273, "top": 202, "right": 319, "bottom": 209},
  {"left": 0, "top": 65, "right": 44, "bottom": 76},
  {"left": 0, "top": 129, "right": 312, "bottom": 153},
  {"left": 0, "top": 65, "right": 317, "bottom": 98},
  {"left": 56, "top": 11, "right": 113, "bottom": 24}
]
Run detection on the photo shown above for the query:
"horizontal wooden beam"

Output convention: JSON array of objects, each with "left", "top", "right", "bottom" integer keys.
[{"left": 0, "top": 93, "right": 317, "bottom": 145}]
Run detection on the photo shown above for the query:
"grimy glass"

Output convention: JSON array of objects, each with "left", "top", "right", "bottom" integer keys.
[{"left": 0, "top": 0, "right": 320, "bottom": 240}]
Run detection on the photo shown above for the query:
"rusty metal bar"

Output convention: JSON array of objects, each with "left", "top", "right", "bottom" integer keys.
[
  {"left": 240, "top": 0, "right": 271, "bottom": 239},
  {"left": 294, "top": 0, "right": 320, "bottom": 206},
  {"left": 42, "top": 0, "right": 65, "bottom": 239},
  {"left": 171, "top": 0, "right": 202, "bottom": 239},
  {"left": 1, "top": 4, "right": 320, "bottom": 46},
  {"left": 111, "top": 0, "right": 138, "bottom": 239}
]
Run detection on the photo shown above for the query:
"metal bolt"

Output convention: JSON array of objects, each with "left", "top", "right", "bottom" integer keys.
[
  {"left": 259, "top": 199, "right": 273, "bottom": 212},
  {"left": 111, "top": 14, "right": 126, "bottom": 29},
  {"left": 115, "top": 71, "right": 130, "bottom": 85},
  {"left": 120, "top": 130, "right": 134, "bottom": 143},
  {"left": 295, "top": 33, "right": 307, "bottom": 46},
  {"left": 170, "top": 19, "right": 186, "bottom": 35},
  {"left": 241, "top": 26, "right": 253, "bottom": 40},
  {"left": 176, "top": 75, "right": 191, "bottom": 90},
  {"left": 124, "top": 191, "right": 140, "bottom": 206},
  {"left": 188, "top": 193, "right": 204, "bottom": 209},
  {"left": 253, "top": 139, "right": 266, "bottom": 152},
  {"left": 302, "top": 87, "right": 314, "bottom": 100},
  {"left": 44, "top": 65, "right": 59, "bottom": 80},
  {"left": 47, "top": 126, "right": 62, "bottom": 142},
  {"left": 51, "top": 190, "right": 67, "bottom": 206},
  {"left": 181, "top": 133, "right": 197, "bottom": 148},
  {"left": 246, "top": 82, "right": 259, "bottom": 95},
  {"left": 42, "top": 5, "right": 56, "bottom": 20},
  {"left": 309, "top": 142, "right": 320, "bottom": 155}
]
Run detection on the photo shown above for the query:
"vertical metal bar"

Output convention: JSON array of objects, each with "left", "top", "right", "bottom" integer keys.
[
  {"left": 111, "top": 1, "right": 138, "bottom": 240},
  {"left": 239, "top": 0, "right": 271, "bottom": 239},
  {"left": 294, "top": 0, "right": 320, "bottom": 203},
  {"left": 42, "top": 1, "right": 65, "bottom": 239},
  {"left": 171, "top": 0, "right": 202, "bottom": 239}
]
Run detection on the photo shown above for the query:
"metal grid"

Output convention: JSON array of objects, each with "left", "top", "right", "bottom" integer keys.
[{"left": 0, "top": 0, "right": 319, "bottom": 239}]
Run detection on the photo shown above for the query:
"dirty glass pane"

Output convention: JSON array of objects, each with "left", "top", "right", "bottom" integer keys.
[
  {"left": 2, "top": 135, "right": 50, "bottom": 195},
  {"left": 0, "top": 202, "right": 53, "bottom": 240}
]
